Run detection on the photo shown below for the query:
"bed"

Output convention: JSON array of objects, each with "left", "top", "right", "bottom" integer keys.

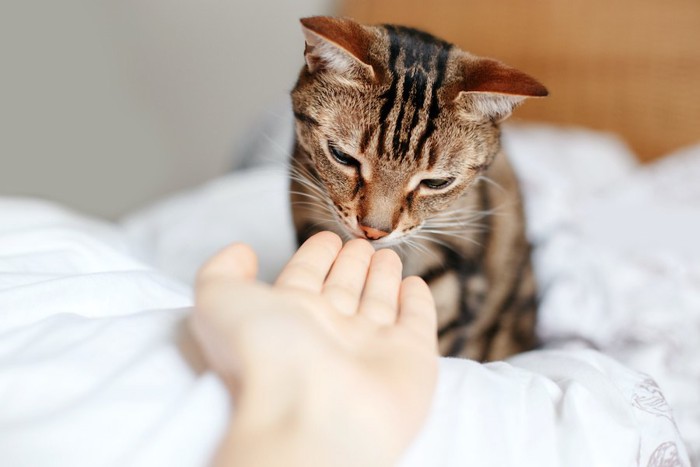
[
  {"left": 2, "top": 1, "right": 699, "bottom": 465},
  {"left": 0, "top": 121, "right": 697, "bottom": 466}
]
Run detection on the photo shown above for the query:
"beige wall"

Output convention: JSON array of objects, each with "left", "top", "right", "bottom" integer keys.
[{"left": 0, "top": 0, "right": 336, "bottom": 219}]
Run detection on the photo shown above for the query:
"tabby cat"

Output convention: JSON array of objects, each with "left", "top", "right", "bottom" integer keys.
[{"left": 289, "top": 16, "right": 548, "bottom": 361}]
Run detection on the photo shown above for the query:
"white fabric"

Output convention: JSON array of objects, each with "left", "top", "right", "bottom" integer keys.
[
  {"left": 0, "top": 201, "right": 689, "bottom": 467},
  {"left": 123, "top": 124, "right": 700, "bottom": 464},
  {"left": 0, "top": 200, "right": 228, "bottom": 467},
  {"left": 0, "top": 125, "right": 696, "bottom": 466},
  {"left": 502, "top": 126, "right": 700, "bottom": 463}
]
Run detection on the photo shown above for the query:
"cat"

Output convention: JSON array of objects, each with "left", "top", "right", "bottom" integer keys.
[{"left": 289, "top": 16, "right": 547, "bottom": 361}]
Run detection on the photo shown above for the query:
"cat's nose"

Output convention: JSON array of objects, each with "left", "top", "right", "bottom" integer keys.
[{"left": 359, "top": 224, "right": 390, "bottom": 240}]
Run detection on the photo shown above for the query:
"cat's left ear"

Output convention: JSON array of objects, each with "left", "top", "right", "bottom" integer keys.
[
  {"left": 454, "top": 56, "right": 548, "bottom": 121},
  {"left": 300, "top": 16, "right": 375, "bottom": 78}
]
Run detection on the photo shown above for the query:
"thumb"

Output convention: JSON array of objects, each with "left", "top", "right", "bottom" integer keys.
[{"left": 196, "top": 243, "right": 259, "bottom": 286}]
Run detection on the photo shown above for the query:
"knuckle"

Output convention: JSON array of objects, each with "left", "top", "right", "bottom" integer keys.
[
  {"left": 347, "top": 238, "right": 375, "bottom": 254},
  {"left": 288, "top": 261, "right": 324, "bottom": 279},
  {"left": 325, "top": 283, "right": 356, "bottom": 298},
  {"left": 363, "top": 297, "right": 395, "bottom": 316}
]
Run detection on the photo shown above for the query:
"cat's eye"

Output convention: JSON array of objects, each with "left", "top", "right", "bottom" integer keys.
[
  {"left": 421, "top": 178, "right": 455, "bottom": 190},
  {"left": 329, "top": 144, "right": 360, "bottom": 167}
]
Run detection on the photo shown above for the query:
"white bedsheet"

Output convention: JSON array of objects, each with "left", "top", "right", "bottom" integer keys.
[
  {"left": 0, "top": 124, "right": 697, "bottom": 466},
  {"left": 123, "top": 123, "right": 700, "bottom": 464}
]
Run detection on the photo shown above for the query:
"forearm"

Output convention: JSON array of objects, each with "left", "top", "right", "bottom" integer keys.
[{"left": 216, "top": 418, "right": 320, "bottom": 467}]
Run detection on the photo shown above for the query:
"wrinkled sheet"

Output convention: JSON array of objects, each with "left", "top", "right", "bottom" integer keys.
[
  {"left": 125, "top": 123, "right": 700, "bottom": 464},
  {"left": 0, "top": 199, "right": 688, "bottom": 467},
  {"left": 0, "top": 124, "right": 696, "bottom": 466}
]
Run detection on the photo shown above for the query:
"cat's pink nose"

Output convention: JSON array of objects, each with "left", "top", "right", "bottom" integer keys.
[{"left": 359, "top": 225, "right": 389, "bottom": 240}]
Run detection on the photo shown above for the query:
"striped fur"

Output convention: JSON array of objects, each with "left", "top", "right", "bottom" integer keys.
[{"left": 290, "top": 17, "right": 547, "bottom": 361}]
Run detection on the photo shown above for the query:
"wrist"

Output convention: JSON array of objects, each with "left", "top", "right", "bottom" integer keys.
[{"left": 218, "top": 372, "right": 400, "bottom": 467}]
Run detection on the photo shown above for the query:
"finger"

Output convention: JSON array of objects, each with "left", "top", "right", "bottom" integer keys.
[
  {"left": 398, "top": 276, "right": 437, "bottom": 344},
  {"left": 195, "top": 243, "right": 263, "bottom": 321},
  {"left": 275, "top": 231, "right": 342, "bottom": 293},
  {"left": 194, "top": 243, "right": 265, "bottom": 346},
  {"left": 196, "top": 243, "right": 258, "bottom": 289},
  {"left": 322, "top": 239, "right": 374, "bottom": 315},
  {"left": 358, "top": 249, "right": 402, "bottom": 325}
]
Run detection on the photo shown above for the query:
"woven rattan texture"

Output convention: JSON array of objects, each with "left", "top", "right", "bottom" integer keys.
[{"left": 342, "top": 0, "right": 700, "bottom": 161}]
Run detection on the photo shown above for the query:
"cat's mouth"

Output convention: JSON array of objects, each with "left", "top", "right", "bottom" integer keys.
[
  {"left": 362, "top": 235, "right": 403, "bottom": 248},
  {"left": 338, "top": 219, "right": 414, "bottom": 249}
]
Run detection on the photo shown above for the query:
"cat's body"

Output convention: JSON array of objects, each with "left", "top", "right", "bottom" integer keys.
[{"left": 290, "top": 17, "right": 546, "bottom": 360}]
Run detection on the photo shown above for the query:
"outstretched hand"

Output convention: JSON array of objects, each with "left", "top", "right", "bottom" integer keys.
[{"left": 191, "top": 232, "right": 439, "bottom": 467}]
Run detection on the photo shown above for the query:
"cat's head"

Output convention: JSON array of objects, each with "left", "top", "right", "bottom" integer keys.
[{"left": 291, "top": 16, "right": 546, "bottom": 246}]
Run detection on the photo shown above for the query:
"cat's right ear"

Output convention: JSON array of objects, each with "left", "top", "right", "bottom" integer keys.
[
  {"left": 300, "top": 16, "right": 375, "bottom": 78},
  {"left": 453, "top": 55, "right": 548, "bottom": 122}
]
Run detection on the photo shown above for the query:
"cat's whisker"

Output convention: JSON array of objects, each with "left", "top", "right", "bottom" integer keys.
[
  {"left": 291, "top": 201, "right": 332, "bottom": 211},
  {"left": 403, "top": 241, "right": 423, "bottom": 259},
  {"left": 288, "top": 169, "right": 335, "bottom": 207},
  {"left": 407, "top": 237, "right": 455, "bottom": 264},
  {"left": 337, "top": 228, "right": 355, "bottom": 243},
  {"left": 417, "top": 229, "right": 483, "bottom": 248},
  {"left": 238, "top": 130, "right": 296, "bottom": 168},
  {"left": 422, "top": 226, "right": 489, "bottom": 236},
  {"left": 411, "top": 233, "right": 475, "bottom": 257},
  {"left": 288, "top": 189, "right": 318, "bottom": 198},
  {"left": 289, "top": 184, "right": 325, "bottom": 203},
  {"left": 405, "top": 237, "right": 428, "bottom": 255},
  {"left": 425, "top": 225, "right": 485, "bottom": 234},
  {"left": 393, "top": 240, "right": 406, "bottom": 256},
  {"left": 410, "top": 233, "right": 452, "bottom": 249},
  {"left": 428, "top": 217, "right": 483, "bottom": 226},
  {"left": 289, "top": 169, "right": 327, "bottom": 194},
  {"left": 288, "top": 177, "right": 327, "bottom": 199},
  {"left": 288, "top": 178, "right": 330, "bottom": 201},
  {"left": 425, "top": 209, "right": 500, "bottom": 232},
  {"left": 431, "top": 232, "right": 484, "bottom": 251},
  {"left": 288, "top": 167, "right": 343, "bottom": 227},
  {"left": 290, "top": 194, "right": 336, "bottom": 219},
  {"left": 260, "top": 132, "right": 293, "bottom": 159},
  {"left": 423, "top": 216, "right": 489, "bottom": 229},
  {"left": 476, "top": 175, "right": 506, "bottom": 192},
  {"left": 288, "top": 165, "right": 322, "bottom": 185},
  {"left": 419, "top": 226, "right": 482, "bottom": 237},
  {"left": 302, "top": 211, "right": 338, "bottom": 230},
  {"left": 262, "top": 108, "right": 294, "bottom": 123},
  {"left": 431, "top": 206, "right": 501, "bottom": 221},
  {"left": 289, "top": 174, "right": 329, "bottom": 201},
  {"left": 423, "top": 220, "right": 488, "bottom": 229},
  {"left": 402, "top": 236, "right": 438, "bottom": 261},
  {"left": 289, "top": 159, "right": 321, "bottom": 179}
]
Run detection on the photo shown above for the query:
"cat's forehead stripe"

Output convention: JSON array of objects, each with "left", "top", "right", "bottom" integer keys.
[
  {"left": 375, "top": 26, "right": 401, "bottom": 159},
  {"left": 415, "top": 45, "right": 450, "bottom": 166},
  {"left": 359, "top": 126, "right": 373, "bottom": 154},
  {"left": 377, "top": 25, "right": 453, "bottom": 164}
]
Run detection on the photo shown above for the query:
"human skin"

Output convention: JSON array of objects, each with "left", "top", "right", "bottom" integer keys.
[{"left": 190, "top": 232, "right": 439, "bottom": 467}]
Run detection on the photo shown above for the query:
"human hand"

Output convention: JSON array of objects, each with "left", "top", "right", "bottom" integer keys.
[{"left": 191, "top": 232, "right": 438, "bottom": 466}]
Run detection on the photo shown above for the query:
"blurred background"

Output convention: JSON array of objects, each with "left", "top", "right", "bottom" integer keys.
[
  {"left": 1, "top": 0, "right": 337, "bottom": 219},
  {"left": 1, "top": 0, "right": 698, "bottom": 219}
]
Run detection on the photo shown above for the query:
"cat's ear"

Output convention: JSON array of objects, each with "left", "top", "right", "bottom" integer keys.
[
  {"left": 300, "top": 16, "right": 374, "bottom": 77},
  {"left": 454, "top": 56, "right": 548, "bottom": 121}
]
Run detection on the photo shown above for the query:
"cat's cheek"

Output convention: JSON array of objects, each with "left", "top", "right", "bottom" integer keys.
[
  {"left": 328, "top": 174, "right": 356, "bottom": 197},
  {"left": 431, "top": 188, "right": 468, "bottom": 208},
  {"left": 412, "top": 196, "right": 444, "bottom": 215},
  {"left": 334, "top": 204, "right": 357, "bottom": 224},
  {"left": 399, "top": 222, "right": 423, "bottom": 236},
  {"left": 313, "top": 155, "right": 352, "bottom": 196}
]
